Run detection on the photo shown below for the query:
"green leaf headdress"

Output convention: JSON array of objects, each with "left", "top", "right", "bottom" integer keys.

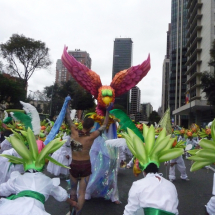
[
  {"left": 157, "top": 107, "right": 172, "bottom": 135},
  {"left": 0, "top": 128, "right": 69, "bottom": 172},
  {"left": 110, "top": 109, "right": 183, "bottom": 171},
  {"left": 188, "top": 119, "right": 215, "bottom": 172}
]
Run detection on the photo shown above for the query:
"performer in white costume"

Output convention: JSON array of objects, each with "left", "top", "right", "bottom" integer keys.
[
  {"left": 205, "top": 173, "right": 215, "bottom": 215},
  {"left": 47, "top": 135, "right": 71, "bottom": 176},
  {"left": 0, "top": 128, "right": 77, "bottom": 215},
  {"left": 168, "top": 155, "right": 189, "bottom": 182},
  {"left": 124, "top": 163, "right": 179, "bottom": 215},
  {"left": 206, "top": 196, "right": 215, "bottom": 215},
  {"left": 0, "top": 148, "right": 24, "bottom": 185},
  {"left": 120, "top": 121, "right": 183, "bottom": 215}
]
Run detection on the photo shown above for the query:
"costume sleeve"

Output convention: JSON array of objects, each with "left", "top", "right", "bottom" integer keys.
[
  {"left": 1, "top": 139, "right": 12, "bottom": 151},
  {"left": 50, "top": 178, "right": 68, "bottom": 202},
  {"left": 123, "top": 182, "right": 140, "bottom": 215},
  {"left": 0, "top": 171, "right": 19, "bottom": 197},
  {"left": 127, "top": 157, "right": 134, "bottom": 167}
]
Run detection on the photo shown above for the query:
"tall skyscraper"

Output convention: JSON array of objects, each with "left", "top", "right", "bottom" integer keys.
[
  {"left": 169, "top": 0, "right": 188, "bottom": 126},
  {"left": 130, "top": 86, "right": 141, "bottom": 114},
  {"left": 141, "top": 103, "right": 153, "bottom": 120},
  {"left": 161, "top": 24, "right": 171, "bottom": 116},
  {"left": 55, "top": 49, "right": 91, "bottom": 84},
  {"left": 112, "top": 38, "right": 133, "bottom": 113},
  {"left": 173, "top": 0, "right": 215, "bottom": 126}
]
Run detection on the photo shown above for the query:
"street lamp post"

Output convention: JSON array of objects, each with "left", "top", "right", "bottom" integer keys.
[{"left": 49, "top": 84, "right": 54, "bottom": 117}]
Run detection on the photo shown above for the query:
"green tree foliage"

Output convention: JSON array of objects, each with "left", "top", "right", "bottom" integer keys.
[
  {"left": 148, "top": 110, "right": 161, "bottom": 123},
  {"left": 44, "top": 80, "right": 95, "bottom": 118},
  {"left": 201, "top": 39, "right": 215, "bottom": 106},
  {"left": 113, "top": 104, "right": 127, "bottom": 114},
  {"left": 0, "top": 34, "right": 51, "bottom": 86},
  {"left": 0, "top": 74, "right": 26, "bottom": 109},
  {"left": 201, "top": 72, "right": 215, "bottom": 105}
]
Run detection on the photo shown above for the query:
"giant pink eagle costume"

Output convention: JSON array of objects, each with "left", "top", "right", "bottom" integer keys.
[{"left": 61, "top": 46, "right": 151, "bottom": 116}]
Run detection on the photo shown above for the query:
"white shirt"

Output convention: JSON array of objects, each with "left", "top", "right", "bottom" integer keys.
[
  {"left": 123, "top": 173, "right": 179, "bottom": 215},
  {"left": 0, "top": 171, "right": 68, "bottom": 215}
]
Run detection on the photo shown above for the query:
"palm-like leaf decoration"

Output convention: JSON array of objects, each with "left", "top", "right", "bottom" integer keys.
[
  {"left": 110, "top": 109, "right": 184, "bottom": 170},
  {"left": 188, "top": 119, "right": 215, "bottom": 172},
  {"left": 0, "top": 128, "right": 69, "bottom": 171}
]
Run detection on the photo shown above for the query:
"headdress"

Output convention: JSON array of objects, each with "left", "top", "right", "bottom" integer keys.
[
  {"left": 0, "top": 128, "right": 69, "bottom": 172},
  {"left": 188, "top": 119, "right": 215, "bottom": 172},
  {"left": 198, "top": 127, "right": 211, "bottom": 139},
  {"left": 184, "top": 129, "right": 198, "bottom": 138},
  {"left": 110, "top": 109, "right": 183, "bottom": 170}
]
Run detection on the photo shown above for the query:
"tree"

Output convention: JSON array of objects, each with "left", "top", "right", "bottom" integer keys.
[
  {"left": 0, "top": 34, "right": 51, "bottom": 87},
  {"left": 201, "top": 72, "right": 215, "bottom": 106},
  {"left": 148, "top": 111, "right": 161, "bottom": 124},
  {"left": 43, "top": 80, "right": 95, "bottom": 118},
  {"left": 114, "top": 104, "right": 127, "bottom": 114},
  {"left": 201, "top": 39, "right": 215, "bottom": 106},
  {"left": 0, "top": 74, "right": 26, "bottom": 109}
]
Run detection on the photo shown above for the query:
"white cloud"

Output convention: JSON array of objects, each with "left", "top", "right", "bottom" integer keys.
[{"left": 0, "top": 0, "right": 171, "bottom": 111}]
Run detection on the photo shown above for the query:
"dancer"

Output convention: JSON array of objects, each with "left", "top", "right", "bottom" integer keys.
[
  {"left": 66, "top": 103, "right": 110, "bottom": 214},
  {"left": 118, "top": 119, "right": 183, "bottom": 214},
  {"left": 0, "top": 147, "right": 24, "bottom": 185},
  {"left": 124, "top": 163, "right": 179, "bottom": 215},
  {"left": 168, "top": 155, "right": 189, "bottom": 182},
  {"left": 0, "top": 128, "right": 77, "bottom": 215},
  {"left": 185, "top": 132, "right": 198, "bottom": 159},
  {"left": 47, "top": 134, "right": 71, "bottom": 177},
  {"left": 188, "top": 119, "right": 215, "bottom": 214}
]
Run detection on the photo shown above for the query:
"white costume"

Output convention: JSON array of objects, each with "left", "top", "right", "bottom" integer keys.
[
  {"left": 206, "top": 173, "right": 215, "bottom": 215},
  {"left": 177, "top": 135, "right": 185, "bottom": 142},
  {"left": 169, "top": 155, "right": 188, "bottom": 181},
  {"left": 186, "top": 138, "right": 198, "bottom": 148},
  {"left": 206, "top": 196, "right": 215, "bottom": 215},
  {"left": 123, "top": 173, "right": 179, "bottom": 215},
  {"left": 0, "top": 138, "right": 12, "bottom": 153},
  {"left": 0, "top": 148, "right": 24, "bottom": 185},
  {"left": 47, "top": 136, "right": 71, "bottom": 176},
  {"left": 0, "top": 171, "right": 68, "bottom": 215}
]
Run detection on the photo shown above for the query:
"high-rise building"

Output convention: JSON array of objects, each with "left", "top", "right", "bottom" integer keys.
[
  {"left": 55, "top": 49, "right": 91, "bottom": 84},
  {"left": 141, "top": 103, "right": 153, "bottom": 121},
  {"left": 173, "top": 0, "right": 215, "bottom": 127},
  {"left": 169, "top": 0, "right": 188, "bottom": 126},
  {"left": 130, "top": 86, "right": 141, "bottom": 114},
  {"left": 112, "top": 38, "right": 133, "bottom": 113},
  {"left": 162, "top": 24, "right": 171, "bottom": 116}
]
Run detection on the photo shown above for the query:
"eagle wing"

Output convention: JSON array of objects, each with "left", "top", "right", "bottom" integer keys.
[
  {"left": 110, "top": 54, "right": 150, "bottom": 97},
  {"left": 61, "top": 46, "right": 102, "bottom": 99}
]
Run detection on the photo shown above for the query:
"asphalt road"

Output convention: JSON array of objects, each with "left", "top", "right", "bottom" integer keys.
[{"left": 45, "top": 158, "right": 214, "bottom": 215}]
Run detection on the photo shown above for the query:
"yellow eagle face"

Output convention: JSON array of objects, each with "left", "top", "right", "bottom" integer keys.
[{"left": 97, "top": 86, "right": 115, "bottom": 107}]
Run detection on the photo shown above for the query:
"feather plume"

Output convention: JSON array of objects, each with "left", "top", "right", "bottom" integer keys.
[
  {"left": 10, "top": 112, "right": 32, "bottom": 130},
  {"left": 20, "top": 101, "right": 41, "bottom": 135}
]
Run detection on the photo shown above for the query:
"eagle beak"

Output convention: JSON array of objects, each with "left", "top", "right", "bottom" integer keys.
[{"left": 102, "top": 96, "right": 113, "bottom": 105}]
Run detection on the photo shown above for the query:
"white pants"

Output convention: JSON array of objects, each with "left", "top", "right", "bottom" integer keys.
[{"left": 169, "top": 156, "right": 188, "bottom": 180}]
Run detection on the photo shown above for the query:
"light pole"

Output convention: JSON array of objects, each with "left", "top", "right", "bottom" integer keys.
[{"left": 49, "top": 84, "right": 54, "bottom": 117}]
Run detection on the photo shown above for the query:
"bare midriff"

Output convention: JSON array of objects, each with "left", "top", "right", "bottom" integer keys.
[{"left": 70, "top": 128, "right": 94, "bottom": 161}]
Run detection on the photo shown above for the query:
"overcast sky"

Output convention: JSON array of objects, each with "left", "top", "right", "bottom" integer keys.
[{"left": 0, "top": 0, "right": 171, "bottom": 111}]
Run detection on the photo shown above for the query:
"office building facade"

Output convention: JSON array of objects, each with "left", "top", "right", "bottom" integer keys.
[
  {"left": 55, "top": 49, "right": 91, "bottom": 84},
  {"left": 162, "top": 23, "right": 171, "bottom": 116},
  {"left": 141, "top": 103, "right": 153, "bottom": 121},
  {"left": 173, "top": 0, "right": 215, "bottom": 127},
  {"left": 112, "top": 38, "right": 133, "bottom": 113},
  {"left": 170, "top": 0, "right": 188, "bottom": 126}
]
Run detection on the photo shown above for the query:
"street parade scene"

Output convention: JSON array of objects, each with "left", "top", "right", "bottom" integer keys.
[{"left": 1, "top": 1, "right": 215, "bottom": 215}]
